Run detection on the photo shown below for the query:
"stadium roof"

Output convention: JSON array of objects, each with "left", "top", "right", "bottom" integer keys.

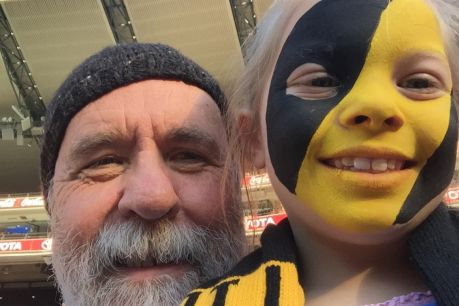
[{"left": 0, "top": 0, "right": 273, "bottom": 195}]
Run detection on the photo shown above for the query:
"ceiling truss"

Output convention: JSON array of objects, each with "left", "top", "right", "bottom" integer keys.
[
  {"left": 101, "top": 0, "right": 137, "bottom": 44},
  {"left": 0, "top": 6, "right": 45, "bottom": 126},
  {"left": 230, "top": 0, "right": 257, "bottom": 47}
]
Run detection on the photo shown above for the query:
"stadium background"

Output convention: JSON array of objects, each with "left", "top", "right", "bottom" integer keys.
[{"left": 0, "top": 1, "right": 457, "bottom": 305}]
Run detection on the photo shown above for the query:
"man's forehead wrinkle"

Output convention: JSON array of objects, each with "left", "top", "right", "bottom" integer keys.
[
  {"left": 165, "top": 126, "right": 222, "bottom": 153},
  {"left": 167, "top": 126, "right": 213, "bottom": 141}
]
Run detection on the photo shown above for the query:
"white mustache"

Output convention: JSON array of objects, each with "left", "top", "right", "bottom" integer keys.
[{"left": 92, "top": 218, "right": 225, "bottom": 275}]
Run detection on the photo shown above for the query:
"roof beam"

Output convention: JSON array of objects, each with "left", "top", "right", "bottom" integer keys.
[
  {"left": 101, "top": 0, "right": 137, "bottom": 44},
  {"left": 230, "top": 0, "right": 257, "bottom": 47},
  {"left": 0, "top": 5, "right": 45, "bottom": 126}
]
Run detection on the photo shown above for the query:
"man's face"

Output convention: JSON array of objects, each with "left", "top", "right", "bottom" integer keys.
[
  {"left": 259, "top": 0, "right": 457, "bottom": 243},
  {"left": 50, "top": 80, "right": 244, "bottom": 305}
]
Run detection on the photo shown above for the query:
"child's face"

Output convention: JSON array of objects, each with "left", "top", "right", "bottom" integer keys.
[{"left": 259, "top": 0, "right": 457, "bottom": 242}]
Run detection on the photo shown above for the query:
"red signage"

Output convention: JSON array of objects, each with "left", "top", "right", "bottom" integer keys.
[
  {"left": 444, "top": 185, "right": 459, "bottom": 206},
  {"left": 0, "top": 196, "right": 44, "bottom": 209},
  {"left": 244, "top": 213, "right": 287, "bottom": 232},
  {"left": 241, "top": 174, "right": 271, "bottom": 188},
  {"left": 0, "top": 238, "right": 52, "bottom": 253}
]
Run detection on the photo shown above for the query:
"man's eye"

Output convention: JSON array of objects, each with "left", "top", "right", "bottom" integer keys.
[
  {"left": 172, "top": 152, "right": 204, "bottom": 162},
  {"left": 87, "top": 156, "right": 123, "bottom": 169},
  {"left": 397, "top": 73, "right": 447, "bottom": 100},
  {"left": 286, "top": 63, "right": 341, "bottom": 100},
  {"left": 168, "top": 151, "right": 208, "bottom": 172},
  {"left": 79, "top": 156, "right": 125, "bottom": 182}
]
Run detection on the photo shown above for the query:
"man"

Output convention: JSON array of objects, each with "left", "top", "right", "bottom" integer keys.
[{"left": 40, "top": 43, "right": 246, "bottom": 306}]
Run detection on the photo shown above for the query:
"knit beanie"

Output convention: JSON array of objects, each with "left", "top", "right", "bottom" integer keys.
[{"left": 40, "top": 43, "right": 226, "bottom": 211}]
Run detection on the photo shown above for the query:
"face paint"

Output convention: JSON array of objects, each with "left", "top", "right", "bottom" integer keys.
[{"left": 266, "top": 0, "right": 456, "bottom": 232}]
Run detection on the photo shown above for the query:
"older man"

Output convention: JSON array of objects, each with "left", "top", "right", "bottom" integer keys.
[{"left": 40, "top": 43, "right": 246, "bottom": 306}]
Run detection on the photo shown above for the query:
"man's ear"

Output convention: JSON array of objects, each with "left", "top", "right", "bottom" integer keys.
[{"left": 239, "top": 111, "right": 265, "bottom": 169}]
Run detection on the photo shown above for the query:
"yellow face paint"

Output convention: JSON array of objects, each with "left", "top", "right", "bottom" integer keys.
[{"left": 295, "top": 0, "right": 452, "bottom": 232}]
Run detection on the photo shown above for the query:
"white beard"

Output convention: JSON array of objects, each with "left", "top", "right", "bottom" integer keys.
[{"left": 51, "top": 218, "right": 245, "bottom": 306}]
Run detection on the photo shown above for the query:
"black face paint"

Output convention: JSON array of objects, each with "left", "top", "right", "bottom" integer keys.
[{"left": 266, "top": 0, "right": 389, "bottom": 193}]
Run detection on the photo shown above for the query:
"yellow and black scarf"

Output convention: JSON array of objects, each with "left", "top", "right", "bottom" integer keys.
[
  {"left": 182, "top": 205, "right": 459, "bottom": 306},
  {"left": 182, "top": 219, "right": 304, "bottom": 306}
]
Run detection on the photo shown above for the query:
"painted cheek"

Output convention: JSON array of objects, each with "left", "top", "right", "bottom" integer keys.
[
  {"left": 396, "top": 99, "right": 457, "bottom": 224},
  {"left": 376, "top": 0, "right": 456, "bottom": 224},
  {"left": 404, "top": 98, "right": 451, "bottom": 158}
]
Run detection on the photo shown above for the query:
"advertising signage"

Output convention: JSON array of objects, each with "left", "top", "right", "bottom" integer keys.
[
  {"left": 0, "top": 196, "right": 44, "bottom": 209},
  {"left": 241, "top": 173, "right": 271, "bottom": 188},
  {"left": 244, "top": 213, "right": 287, "bottom": 233},
  {"left": 443, "top": 185, "right": 459, "bottom": 207},
  {"left": 0, "top": 238, "right": 52, "bottom": 254}
]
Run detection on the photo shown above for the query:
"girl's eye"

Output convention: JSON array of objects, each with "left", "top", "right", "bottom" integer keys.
[
  {"left": 400, "top": 78, "right": 431, "bottom": 89},
  {"left": 397, "top": 73, "right": 448, "bottom": 100},
  {"left": 286, "top": 63, "right": 341, "bottom": 100},
  {"left": 310, "top": 75, "right": 341, "bottom": 88}
]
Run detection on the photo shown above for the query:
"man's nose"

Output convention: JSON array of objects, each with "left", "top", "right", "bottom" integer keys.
[
  {"left": 338, "top": 95, "right": 405, "bottom": 133},
  {"left": 118, "top": 151, "right": 179, "bottom": 221}
]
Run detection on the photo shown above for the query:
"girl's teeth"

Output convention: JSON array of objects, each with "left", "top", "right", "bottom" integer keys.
[
  {"left": 334, "top": 159, "right": 343, "bottom": 169},
  {"left": 354, "top": 158, "right": 371, "bottom": 170},
  {"left": 327, "top": 157, "right": 406, "bottom": 172},
  {"left": 387, "top": 159, "right": 396, "bottom": 170},
  {"left": 342, "top": 157, "right": 354, "bottom": 167},
  {"left": 372, "top": 159, "right": 388, "bottom": 171}
]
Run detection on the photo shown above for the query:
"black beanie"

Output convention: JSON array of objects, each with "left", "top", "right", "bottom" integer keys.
[{"left": 40, "top": 43, "right": 226, "bottom": 208}]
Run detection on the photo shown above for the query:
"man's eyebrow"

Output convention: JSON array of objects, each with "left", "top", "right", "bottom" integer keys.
[
  {"left": 165, "top": 127, "right": 223, "bottom": 153},
  {"left": 67, "top": 127, "right": 223, "bottom": 162},
  {"left": 68, "top": 131, "right": 122, "bottom": 162}
]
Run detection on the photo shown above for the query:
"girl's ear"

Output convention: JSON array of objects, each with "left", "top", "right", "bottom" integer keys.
[{"left": 239, "top": 111, "right": 266, "bottom": 169}]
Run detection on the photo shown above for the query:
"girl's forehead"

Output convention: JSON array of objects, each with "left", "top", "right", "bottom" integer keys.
[
  {"left": 280, "top": 0, "right": 321, "bottom": 41},
  {"left": 275, "top": 0, "right": 443, "bottom": 64}
]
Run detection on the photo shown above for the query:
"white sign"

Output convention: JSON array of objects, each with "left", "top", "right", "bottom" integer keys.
[
  {"left": 0, "top": 241, "right": 21, "bottom": 251},
  {"left": 245, "top": 216, "right": 276, "bottom": 231},
  {"left": 20, "top": 197, "right": 44, "bottom": 207},
  {"left": 249, "top": 174, "right": 270, "bottom": 187},
  {"left": 0, "top": 198, "right": 15, "bottom": 208},
  {"left": 447, "top": 189, "right": 459, "bottom": 201},
  {"left": 41, "top": 239, "right": 52, "bottom": 251}
]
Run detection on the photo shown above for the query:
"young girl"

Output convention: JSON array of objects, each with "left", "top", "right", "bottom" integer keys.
[{"left": 182, "top": 0, "right": 459, "bottom": 305}]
